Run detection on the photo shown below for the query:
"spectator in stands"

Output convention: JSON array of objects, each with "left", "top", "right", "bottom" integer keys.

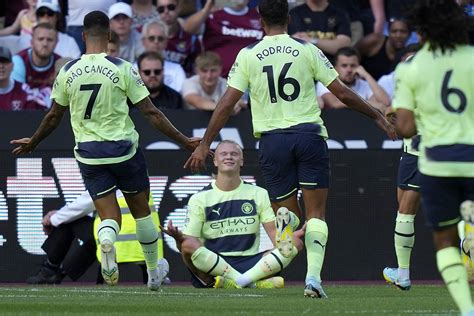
[
  {"left": 137, "top": 51, "right": 184, "bottom": 109},
  {"left": 317, "top": 47, "right": 389, "bottom": 111},
  {"left": 107, "top": 31, "right": 120, "bottom": 58},
  {"left": 65, "top": 0, "right": 116, "bottom": 54},
  {"left": 109, "top": 2, "right": 144, "bottom": 63},
  {"left": 30, "top": 0, "right": 81, "bottom": 59},
  {"left": 11, "top": 23, "right": 60, "bottom": 109},
  {"left": 377, "top": 43, "right": 420, "bottom": 103},
  {"left": 182, "top": 51, "right": 246, "bottom": 114},
  {"left": 0, "top": 0, "right": 37, "bottom": 37},
  {"left": 288, "top": 0, "right": 351, "bottom": 60},
  {"left": 182, "top": 0, "right": 264, "bottom": 77},
  {"left": 0, "top": 46, "right": 33, "bottom": 111},
  {"left": 131, "top": 0, "right": 160, "bottom": 32},
  {"left": 141, "top": 20, "right": 185, "bottom": 92},
  {"left": 329, "top": 0, "right": 363, "bottom": 45},
  {"left": 356, "top": 17, "right": 410, "bottom": 80},
  {"left": 158, "top": 0, "right": 200, "bottom": 74}
]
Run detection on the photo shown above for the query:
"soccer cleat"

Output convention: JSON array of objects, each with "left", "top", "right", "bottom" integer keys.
[
  {"left": 461, "top": 201, "right": 474, "bottom": 262},
  {"left": 26, "top": 261, "right": 63, "bottom": 285},
  {"left": 213, "top": 276, "right": 241, "bottom": 289},
  {"left": 383, "top": 267, "right": 411, "bottom": 290},
  {"left": 147, "top": 258, "right": 170, "bottom": 291},
  {"left": 461, "top": 201, "right": 474, "bottom": 282},
  {"left": 256, "top": 276, "right": 284, "bottom": 289},
  {"left": 100, "top": 239, "right": 119, "bottom": 286},
  {"left": 461, "top": 239, "right": 474, "bottom": 281},
  {"left": 304, "top": 279, "right": 328, "bottom": 298},
  {"left": 275, "top": 207, "right": 294, "bottom": 258}
]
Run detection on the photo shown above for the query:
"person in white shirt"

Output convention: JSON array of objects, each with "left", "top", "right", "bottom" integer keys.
[
  {"left": 181, "top": 51, "right": 246, "bottom": 114},
  {"left": 140, "top": 19, "right": 185, "bottom": 92},
  {"left": 318, "top": 46, "right": 389, "bottom": 111}
]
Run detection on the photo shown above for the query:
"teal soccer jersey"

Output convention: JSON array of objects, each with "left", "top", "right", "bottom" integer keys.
[
  {"left": 182, "top": 180, "right": 275, "bottom": 257},
  {"left": 51, "top": 53, "right": 149, "bottom": 165},
  {"left": 227, "top": 34, "right": 339, "bottom": 138},
  {"left": 392, "top": 44, "right": 474, "bottom": 177}
]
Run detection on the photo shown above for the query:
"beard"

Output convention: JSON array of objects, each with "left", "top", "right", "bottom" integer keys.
[
  {"left": 147, "top": 83, "right": 163, "bottom": 94},
  {"left": 341, "top": 77, "right": 355, "bottom": 86}
]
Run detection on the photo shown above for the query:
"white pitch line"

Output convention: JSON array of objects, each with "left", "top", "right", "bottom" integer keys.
[{"left": 0, "top": 288, "right": 265, "bottom": 298}]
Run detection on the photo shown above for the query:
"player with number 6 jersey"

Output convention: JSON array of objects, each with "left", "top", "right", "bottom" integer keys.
[
  {"left": 392, "top": 1, "right": 474, "bottom": 314},
  {"left": 185, "top": 0, "right": 396, "bottom": 298}
]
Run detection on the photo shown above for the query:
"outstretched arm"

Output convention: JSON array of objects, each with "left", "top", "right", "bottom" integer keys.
[
  {"left": 327, "top": 78, "right": 397, "bottom": 140},
  {"left": 184, "top": 87, "right": 243, "bottom": 172},
  {"left": 11, "top": 101, "right": 68, "bottom": 155},
  {"left": 135, "top": 97, "right": 200, "bottom": 151}
]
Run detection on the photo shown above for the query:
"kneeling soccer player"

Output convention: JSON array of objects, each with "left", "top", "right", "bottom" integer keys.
[{"left": 164, "top": 140, "right": 303, "bottom": 288}]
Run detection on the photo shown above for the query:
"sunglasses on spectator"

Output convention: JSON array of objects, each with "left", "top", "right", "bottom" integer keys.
[
  {"left": 157, "top": 4, "right": 176, "bottom": 13},
  {"left": 37, "top": 9, "right": 56, "bottom": 17},
  {"left": 147, "top": 35, "right": 166, "bottom": 42},
  {"left": 141, "top": 69, "right": 163, "bottom": 76}
]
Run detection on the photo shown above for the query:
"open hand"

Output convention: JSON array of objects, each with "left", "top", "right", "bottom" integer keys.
[
  {"left": 184, "top": 143, "right": 210, "bottom": 173},
  {"left": 375, "top": 115, "right": 397, "bottom": 140},
  {"left": 11, "top": 138, "right": 36, "bottom": 155}
]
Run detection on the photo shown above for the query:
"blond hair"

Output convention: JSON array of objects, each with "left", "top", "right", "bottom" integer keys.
[{"left": 195, "top": 51, "right": 221, "bottom": 70}]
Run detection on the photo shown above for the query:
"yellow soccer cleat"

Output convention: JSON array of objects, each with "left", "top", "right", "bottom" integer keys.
[
  {"left": 275, "top": 207, "right": 294, "bottom": 258},
  {"left": 256, "top": 276, "right": 285, "bottom": 289},
  {"left": 213, "top": 276, "right": 241, "bottom": 289},
  {"left": 461, "top": 239, "right": 474, "bottom": 281}
]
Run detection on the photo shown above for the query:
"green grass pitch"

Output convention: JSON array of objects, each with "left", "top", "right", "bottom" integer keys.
[{"left": 0, "top": 284, "right": 459, "bottom": 315}]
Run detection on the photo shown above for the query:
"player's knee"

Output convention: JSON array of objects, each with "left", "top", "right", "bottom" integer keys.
[{"left": 433, "top": 226, "right": 459, "bottom": 250}]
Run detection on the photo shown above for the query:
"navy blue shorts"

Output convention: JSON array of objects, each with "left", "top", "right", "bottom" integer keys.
[
  {"left": 190, "top": 252, "right": 265, "bottom": 288},
  {"left": 421, "top": 174, "right": 474, "bottom": 231},
  {"left": 258, "top": 123, "right": 329, "bottom": 202},
  {"left": 78, "top": 148, "right": 150, "bottom": 200},
  {"left": 397, "top": 152, "right": 421, "bottom": 192}
]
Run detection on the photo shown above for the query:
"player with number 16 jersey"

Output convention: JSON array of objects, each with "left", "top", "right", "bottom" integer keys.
[
  {"left": 186, "top": 0, "right": 395, "bottom": 297},
  {"left": 228, "top": 34, "right": 337, "bottom": 139}
]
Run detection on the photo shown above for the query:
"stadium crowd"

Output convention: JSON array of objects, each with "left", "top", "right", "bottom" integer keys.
[{"left": 5, "top": 0, "right": 473, "bottom": 112}]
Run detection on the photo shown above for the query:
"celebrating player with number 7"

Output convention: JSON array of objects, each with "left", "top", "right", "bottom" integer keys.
[
  {"left": 185, "top": 0, "right": 396, "bottom": 298},
  {"left": 11, "top": 11, "right": 200, "bottom": 291}
]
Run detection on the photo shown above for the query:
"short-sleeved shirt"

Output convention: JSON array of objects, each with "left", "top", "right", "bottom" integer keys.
[
  {"left": 202, "top": 7, "right": 264, "bottom": 77},
  {"left": 183, "top": 180, "right": 275, "bottom": 257},
  {"left": 51, "top": 53, "right": 149, "bottom": 165},
  {"left": 227, "top": 34, "right": 338, "bottom": 138},
  {"left": 392, "top": 44, "right": 474, "bottom": 177}
]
